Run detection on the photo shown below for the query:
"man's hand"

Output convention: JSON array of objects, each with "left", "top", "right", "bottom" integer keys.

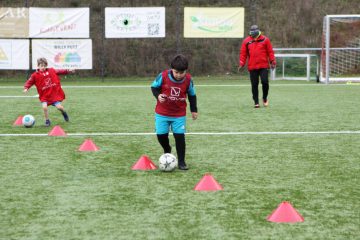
[
  {"left": 23, "top": 88, "right": 29, "bottom": 93},
  {"left": 158, "top": 93, "right": 167, "bottom": 103},
  {"left": 191, "top": 112, "right": 198, "bottom": 120},
  {"left": 270, "top": 62, "right": 276, "bottom": 70},
  {"left": 238, "top": 65, "right": 245, "bottom": 72}
]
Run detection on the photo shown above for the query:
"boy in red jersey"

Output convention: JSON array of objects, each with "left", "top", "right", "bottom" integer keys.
[
  {"left": 151, "top": 54, "right": 198, "bottom": 170},
  {"left": 239, "top": 25, "right": 276, "bottom": 108},
  {"left": 23, "top": 57, "right": 74, "bottom": 126}
]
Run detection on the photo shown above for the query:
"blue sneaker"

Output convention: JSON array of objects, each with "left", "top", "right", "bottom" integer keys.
[
  {"left": 62, "top": 112, "right": 69, "bottom": 122},
  {"left": 45, "top": 119, "right": 51, "bottom": 127}
]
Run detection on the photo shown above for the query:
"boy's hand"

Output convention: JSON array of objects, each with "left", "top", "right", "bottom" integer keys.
[
  {"left": 23, "top": 88, "right": 28, "bottom": 93},
  {"left": 158, "top": 94, "right": 167, "bottom": 103},
  {"left": 191, "top": 112, "right": 198, "bottom": 120}
]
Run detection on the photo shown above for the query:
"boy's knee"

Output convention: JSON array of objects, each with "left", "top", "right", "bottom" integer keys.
[{"left": 56, "top": 105, "right": 64, "bottom": 110}]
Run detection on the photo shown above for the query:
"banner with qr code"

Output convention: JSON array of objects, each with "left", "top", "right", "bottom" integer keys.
[
  {"left": 29, "top": 8, "right": 89, "bottom": 38},
  {"left": 0, "top": 39, "right": 29, "bottom": 69},
  {"left": 105, "top": 7, "right": 165, "bottom": 38},
  {"left": 0, "top": 8, "right": 29, "bottom": 38},
  {"left": 184, "top": 7, "right": 244, "bottom": 38},
  {"left": 32, "top": 39, "right": 92, "bottom": 69}
]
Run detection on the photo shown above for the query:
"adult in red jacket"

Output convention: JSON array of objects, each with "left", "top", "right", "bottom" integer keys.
[
  {"left": 239, "top": 25, "right": 276, "bottom": 108},
  {"left": 23, "top": 57, "right": 74, "bottom": 126}
]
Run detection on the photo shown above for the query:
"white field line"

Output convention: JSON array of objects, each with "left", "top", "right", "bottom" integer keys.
[
  {"left": 0, "top": 83, "right": 352, "bottom": 90},
  {"left": 0, "top": 95, "right": 38, "bottom": 98},
  {"left": 0, "top": 130, "right": 359, "bottom": 137}
]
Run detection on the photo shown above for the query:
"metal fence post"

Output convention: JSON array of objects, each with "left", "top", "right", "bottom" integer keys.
[{"left": 175, "top": 0, "right": 182, "bottom": 54}]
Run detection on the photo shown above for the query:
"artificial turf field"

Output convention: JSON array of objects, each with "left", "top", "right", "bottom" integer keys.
[{"left": 0, "top": 77, "right": 359, "bottom": 239}]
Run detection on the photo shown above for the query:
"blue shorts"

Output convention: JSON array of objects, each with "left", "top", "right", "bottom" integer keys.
[
  {"left": 155, "top": 113, "right": 186, "bottom": 134},
  {"left": 41, "top": 101, "right": 61, "bottom": 107}
]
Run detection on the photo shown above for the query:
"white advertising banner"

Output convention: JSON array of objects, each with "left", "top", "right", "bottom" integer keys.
[
  {"left": 29, "top": 8, "right": 89, "bottom": 38},
  {"left": 0, "top": 39, "right": 29, "bottom": 69},
  {"left": 184, "top": 7, "right": 245, "bottom": 38},
  {"left": 105, "top": 7, "right": 165, "bottom": 38},
  {"left": 32, "top": 39, "right": 92, "bottom": 69}
]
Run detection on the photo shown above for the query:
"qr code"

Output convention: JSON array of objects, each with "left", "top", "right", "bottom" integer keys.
[{"left": 148, "top": 23, "right": 159, "bottom": 36}]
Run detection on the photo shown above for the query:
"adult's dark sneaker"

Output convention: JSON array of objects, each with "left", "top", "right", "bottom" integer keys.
[
  {"left": 62, "top": 112, "right": 69, "bottom": 122},
  {"left": 45, "top": 119, "right": 51, "bottom": 127}
]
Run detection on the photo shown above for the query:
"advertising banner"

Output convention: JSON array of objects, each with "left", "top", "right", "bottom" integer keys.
[
  {"left": 184, "top": 7, "right": 244, "bottom": 38},
  {"left": 32, "top": 39, "right": 92, "bottom": 69},
  {"left": 105, "top": 7, "right": 165, "bottom": 38},
  {"left": 0, "top": 8, "right": 29, "bottom": 38},
  {"left": 0, "top": 39, "right": 29, "bottom": 69},
  {"left": 29, "top": 8, "right": 89, "bottom": 38}
]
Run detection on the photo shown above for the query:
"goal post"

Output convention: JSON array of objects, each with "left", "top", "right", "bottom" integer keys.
[
  {"left": 271, "top": 53, "right": 319, "bottom": 81},
  {"left": 321, "top": 15, "right": 360, "bottom": 83}
]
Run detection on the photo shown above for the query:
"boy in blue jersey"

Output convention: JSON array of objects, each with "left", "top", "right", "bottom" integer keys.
[{"left": 151, "top": 54, "right": 198, "bottom": 170}]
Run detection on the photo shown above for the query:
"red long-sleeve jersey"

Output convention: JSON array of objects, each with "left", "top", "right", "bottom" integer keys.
[
  {"left": 24, "top": 68, "right": 70, "bottom": 105},
  {"left": 239, "top": 34, "right": 276, "bottom": 71}
]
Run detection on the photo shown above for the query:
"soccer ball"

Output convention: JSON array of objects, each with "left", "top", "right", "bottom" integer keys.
[
  {"left": 22, "top": 114, "right": 35, "bottom": 128},
  {"left": 159, "top": 153, "right": 177, "bottom": 172}
]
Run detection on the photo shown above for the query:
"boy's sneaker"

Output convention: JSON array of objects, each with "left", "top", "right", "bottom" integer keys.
[
  {"left": 45, "top": 119, "right": 51, "bottom": 127},
  {"left": 178, "top": 164, "right": 189, "bottom": 170},
  {"left": 254, "top": 104, "right": 260, "bottom": 108},
  {"left": 62, "top": 112, "right": 69, "bottom": 122},
  {"left": 263, "top": 100, "right": 269, "bottom": 107}
]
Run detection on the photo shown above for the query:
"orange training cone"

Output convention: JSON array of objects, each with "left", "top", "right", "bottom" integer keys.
[
  {"left": 194, "top": 173, "right": 223, "bottom": 191},
  {"left": 78, "top": 139, "right": 100, "bottom": 151},
  {"left": 267, "top": 201, "right": 304, "bottom": 223},
  {"left": 131, "top": 155, "right": 157, "bottom": 170},
  {"left": 13, "top": 116, "right": 23, "bottom": 126},
  {"left": 48, "top": 125, "right": 67, "bottom": 136}
]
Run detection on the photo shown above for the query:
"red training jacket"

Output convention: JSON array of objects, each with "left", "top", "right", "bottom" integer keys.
[
  {"left": 24, "top": 68, "right": 70, "bottom": 105},
  {"left": 155, "top": 70, "right": 192, "bottom": 117},
  {"left": 239, "top": 34, "right": 276, "bottom": 71}
]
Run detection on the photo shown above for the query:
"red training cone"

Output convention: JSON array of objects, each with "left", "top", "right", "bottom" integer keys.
[
  {"left": 48, "top": 125, "right": 67, "bottom": 136},
  {"left": 131, "top": 155, "right": 157, "bottom": 170},
  {"left": 194, "top": 173, "right": 223, "bottom": 191},
  {"left": 267, "top": 201, "right": 304, "bottom": 223},
  {"left": 78, "top": 139, "right": 100, "bottom": 151},
  {"left": 13, "top": 116, "right": 23, "bottom": 126}
]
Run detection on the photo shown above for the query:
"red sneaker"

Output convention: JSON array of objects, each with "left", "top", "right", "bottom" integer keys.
[{"left": 254, "top": 104, "right": 260, "bottom": 108}]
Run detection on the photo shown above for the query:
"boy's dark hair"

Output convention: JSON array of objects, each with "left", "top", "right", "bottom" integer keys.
[{"left": 170, "top": 54, "right": 188, "bottom": 72}]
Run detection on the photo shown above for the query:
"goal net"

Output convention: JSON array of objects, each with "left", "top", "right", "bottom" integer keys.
[{"left": 321, "top": 15, "right": 360, "bottom": 83}]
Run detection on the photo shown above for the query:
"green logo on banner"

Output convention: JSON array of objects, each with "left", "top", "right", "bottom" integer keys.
[{"left": 190, "top": 16, "right": 233, "bottom": 33}]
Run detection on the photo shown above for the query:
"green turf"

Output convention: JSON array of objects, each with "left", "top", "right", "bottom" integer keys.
[{"left": 0, "top": 78, "right": 359, "bottom": 239}]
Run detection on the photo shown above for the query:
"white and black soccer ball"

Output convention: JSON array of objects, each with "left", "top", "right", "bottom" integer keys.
[
  {"left": 159, "top": 153, "right": 177, "bottom": 172},
  {"left": 22, "top": 114, "right": 35, "bottom": 128}
]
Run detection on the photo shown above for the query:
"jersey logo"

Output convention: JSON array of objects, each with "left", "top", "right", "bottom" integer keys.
[{"left": 170, "top": 87, "right": 181, "bottom": 96}]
